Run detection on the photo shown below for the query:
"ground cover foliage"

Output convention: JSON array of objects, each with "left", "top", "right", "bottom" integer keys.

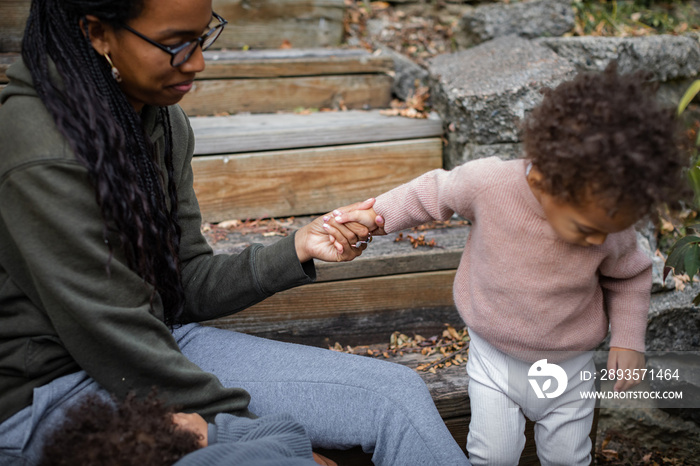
[{"left": 340, "top": 2, "right": 700, "bottom": 463}]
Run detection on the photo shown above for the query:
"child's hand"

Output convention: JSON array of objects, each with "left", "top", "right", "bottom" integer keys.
[
  {"left": 331, "top": 202, "right": 386, "bottom": 236},
  {"left": 607, "top": 347, "right": 645, "bottom": 392}
]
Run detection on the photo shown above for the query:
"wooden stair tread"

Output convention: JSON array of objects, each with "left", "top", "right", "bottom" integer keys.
[
  {"left": 180, "top": 74, "right": 393, "bottom": 116},
  {"left": 199, "top": 48, "right": 394, "bottom": 79},
  {"left": 203, "top": 218, "right": 468, "bottom": 346},
  {"left": 0, "top": 0, "right": 347, "bottom": 53},
  {"left": 1, "top": 48, "right": 392, "bottom": 83},
  {"left": 213, "top": 0, "right": 346, "bottom": 50},
  {"left": 206, "top": 216, "right": 469, "bottom": 282},
  {"left": 190, "top": 110, "right": 444, "bottom": 155},
  {"left": 191, "top": 137, "right": 443, "bottom": 222}
]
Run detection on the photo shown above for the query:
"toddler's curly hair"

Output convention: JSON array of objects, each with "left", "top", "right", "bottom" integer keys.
[
  {"left": 522, "top": 62, "right": 687, "bottom": 217},
  {"left": 40, "top": 392, "right": 203, "bottom": 466}
]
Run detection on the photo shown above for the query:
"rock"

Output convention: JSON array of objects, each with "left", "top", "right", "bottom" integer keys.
[
  {"left": 378, "top": 46, "right": 430, "bottom": 101},
  {"left": 597, "top": 407, "right": 700, "bottom": 458},
  {"left": 428, "top": 35, "right": 576, "bottom": 168},
  {"left": 646, "top": 355, "right": 700, "bottom": 425},
  {"left": 537, "top": 35, "right": 700, "bottom": 108},
  {"left": 536, "top": 35, "right": 700, "bottom": 82},
  {"left": 647, "top": 283, "right": 700, "bottom": 352},
  {"left": 460, "top": 142, "right": 522, "bottom": 166},
  {"left": 636, "top": 231, "right": 676, "bottom": 294},
  {"left": 457, "top": 0, "right": 575, "bottom": 48}
]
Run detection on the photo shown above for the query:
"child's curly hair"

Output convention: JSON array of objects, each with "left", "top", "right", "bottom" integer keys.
[
  {"left": 40, "top": 392, "right": 203, "bottom": 466},
  {"left": 522, "top": 62, "right": 687, "bottom": 217}
]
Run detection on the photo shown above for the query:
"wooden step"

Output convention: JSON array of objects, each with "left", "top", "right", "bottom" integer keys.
[
  {"left": 189, "top": 110, "right": 444, "bottom": 222},
  {"left": 182, "top": 48, "right": 393, "bottom": 115},
  {"left": 0, "top": 0, "right": 346, "bottom": 53},
  {"left": 203, "top": 216, "right": 469, "bottom": 346},
  {"left": 0, "top": 1, "right": 29, "bottom": 53},
  {"left": 212, "top": 0, "right": 346, "bottom": 49},
  {"left": 0, "top": 49, "right": 394, "bottom": 114},
  {"left": 190, "top": 110, "right": 443, "bottom": 155}
]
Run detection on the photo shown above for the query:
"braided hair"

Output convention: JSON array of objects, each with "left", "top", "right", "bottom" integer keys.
[{"left": 22, "top": 0, "right": 186, "bottom": 326}]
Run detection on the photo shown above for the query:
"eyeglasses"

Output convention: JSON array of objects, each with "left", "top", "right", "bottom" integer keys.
[{"left": 122, "top": 12, "right": 227, "bottom": 67}]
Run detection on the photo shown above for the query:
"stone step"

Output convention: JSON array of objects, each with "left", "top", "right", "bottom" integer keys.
[{"left": 189, "top": 110, "right": 445, "bottom": 222}]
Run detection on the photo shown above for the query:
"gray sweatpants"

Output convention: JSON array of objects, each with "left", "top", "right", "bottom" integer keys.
[{"left": 0, "top": 323, "right": 470, "bottom": 466}]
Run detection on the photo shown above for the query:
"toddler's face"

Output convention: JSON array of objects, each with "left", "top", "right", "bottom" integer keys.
[
  {"left": 538, "top": 192, "right": 637, "bottom": 247},
  {"left": 172, "top": 412, "right": 208, "bottom": 447}
]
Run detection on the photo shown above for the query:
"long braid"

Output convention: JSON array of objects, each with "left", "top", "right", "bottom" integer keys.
[{"left": 22, "top": 0, "right": 186, "bottom": 326}]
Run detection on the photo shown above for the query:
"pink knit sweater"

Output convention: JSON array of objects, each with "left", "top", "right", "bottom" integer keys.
[{"left": 374, "top": 157, "right": 652, "bottom": 356}]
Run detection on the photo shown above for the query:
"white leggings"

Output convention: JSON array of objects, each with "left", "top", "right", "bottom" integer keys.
[{"left": 466, "top": 330, "right": 596, "bottom": 466}]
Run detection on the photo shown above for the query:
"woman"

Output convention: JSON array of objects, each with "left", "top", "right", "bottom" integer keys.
[{"left": 0, "top": 0, "right": 470, "bottom": 464}]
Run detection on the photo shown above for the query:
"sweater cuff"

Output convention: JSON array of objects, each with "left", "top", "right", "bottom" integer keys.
[
  {"left": 212, "top": 413, "right": 314, "bottom": 458},
  {"left": 253, "top": 232, "right": 316, "bottom": 295}
]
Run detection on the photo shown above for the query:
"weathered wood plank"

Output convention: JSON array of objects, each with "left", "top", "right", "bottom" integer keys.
[
  {"left": 0, "top": 1, "right": 29, "bottom": 53},
  {"left": 180, "top": 74, "right": 393, "bottom": 116},
  {"left": 207, "top": 216, "right": 471, "bottom": 282},
  {"left": 192, "top": 138, "right": 442, "bottom": 222},
  {"left": 0, "top": 0, "right": 345, "bottom": 52},
  {"left": 200, "top": 49, "right": 394, "bottom": 79},
  {"left": 190, "top": 110, "right": 445, "bottom": 155},
  {"left": 0, "top": 50, "right": 392, "bottom": 82},
  {"left": 0, "top": 54, "right": 19, "bottom": 83},
  {"left": 212, "top": 0, "right": 345, "bottom": 49},
  {"left": 204, "top": 269, "right": 460, "bottom": 343}
]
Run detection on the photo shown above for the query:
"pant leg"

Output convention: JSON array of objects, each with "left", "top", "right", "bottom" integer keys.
[
  {"left": 529, "top": 354, "right": 596, "bottom": 466},
  {"left": 0, "top": 371, "right": 107, "bottom": 466},
  {"left": 465, "top": 331, "right": 527, "bottom": 466},
  {"left": 174, "top": 324, "right": 470, "bottom": 466}
]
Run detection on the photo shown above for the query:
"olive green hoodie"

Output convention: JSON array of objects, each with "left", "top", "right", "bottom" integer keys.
[{"left": 0, "top": 59, "right": 315, "bottom": 424}]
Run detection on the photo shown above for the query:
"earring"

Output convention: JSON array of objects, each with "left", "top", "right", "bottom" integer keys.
[{"left": 103, "top": 53, "right": 122, "bottom": 82}]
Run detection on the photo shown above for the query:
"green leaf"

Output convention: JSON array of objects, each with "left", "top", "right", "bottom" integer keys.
[
  {"left": 678, "top": 80, "right": 700, "bottom": 116},
  {"left": 666, "top": 235, "right": 700, "bottom": 275},
  {"left": 684, "top": 243, "right": 700, "bottom": 279}
]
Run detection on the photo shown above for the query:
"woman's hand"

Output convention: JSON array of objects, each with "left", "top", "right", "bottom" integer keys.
[{"left": 294, "top": 199, "right": 383, "bottom": 263}]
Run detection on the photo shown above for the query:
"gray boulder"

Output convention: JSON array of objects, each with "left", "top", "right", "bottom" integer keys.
[
  {"left": 536, "top": 35, "right": 700, "bottom": 82},
  {"left": 461, "top": 142, "right": 522, "bottom": 163},
  {"left": 636, "top": 230, "right": 676, "bottom": 294},
  {"left": 457, "top": 0, "right": 575, "bottom": 49},
  {"left": 647, "top": 283, "right": 700, "bottom": 352},
  {"left": 378, "top": 46, "right": 430, "bottom": 101},
  {"left": 428, "top": 35, "right": 576, "bottom": 168},
  {"left": 597, "top": 407, "right": 700, "bottom": 458}
]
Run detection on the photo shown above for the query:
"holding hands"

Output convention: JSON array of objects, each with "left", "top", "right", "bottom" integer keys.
[{"left": 294, "top": 198, "right": 385, "bottom": 263}]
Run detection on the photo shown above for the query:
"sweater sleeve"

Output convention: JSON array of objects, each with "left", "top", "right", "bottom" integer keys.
[
  {"left": 177, "top": 414, "right": 315, "bottom": 466},
  {"left": 599, "top": 229, "right": 653, "bottom": 352},
  {"left": 167, "top": 106, "right": 315, "bottom": 323},
  {"left": 0, "top": 160, "right": 254, "bottom": 421},
  {"left": 373, "top": 157, "right": 495, "bottom": 233}
]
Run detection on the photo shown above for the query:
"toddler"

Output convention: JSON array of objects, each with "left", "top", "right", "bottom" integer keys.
[
  {"left": 40, "top": 392, "right": 331, "bottom": 466},
  {"left": 335, "top": 63, "right": 685, "bottom": 465}
]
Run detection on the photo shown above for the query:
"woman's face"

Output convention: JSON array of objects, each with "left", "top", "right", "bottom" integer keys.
[{"left": 94, "top": 0, "right": 214, "bottom": 111}]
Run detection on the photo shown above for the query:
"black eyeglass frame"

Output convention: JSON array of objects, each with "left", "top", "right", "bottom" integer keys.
[{"left": 122, "top": 12, "right": 227, "bottom": 67}]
